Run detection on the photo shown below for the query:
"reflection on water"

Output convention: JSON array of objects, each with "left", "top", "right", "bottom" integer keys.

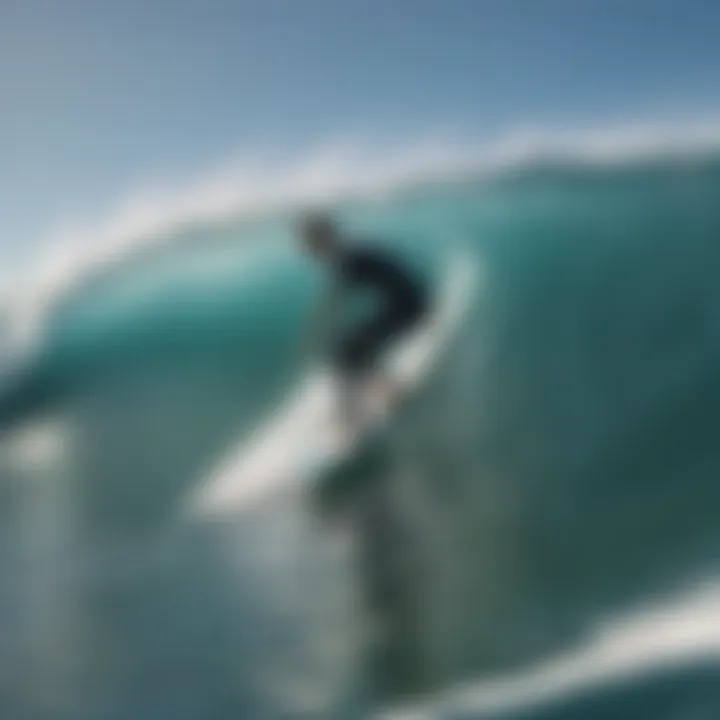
[
  {"left": 1, "top": 419, "right": 82, "bottom": 716},
  {"left": 0, "top": 413, "right": 369, "bottom": 718}
]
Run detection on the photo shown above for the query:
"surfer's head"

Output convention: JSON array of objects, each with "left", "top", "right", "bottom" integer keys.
[{"left": 296, "top": 212, "right": 339, "bottom": 258}]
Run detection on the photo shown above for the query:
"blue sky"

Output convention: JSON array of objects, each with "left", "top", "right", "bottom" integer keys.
[{"left": 1, "top": 0, "right": 719, "bottom": 254}]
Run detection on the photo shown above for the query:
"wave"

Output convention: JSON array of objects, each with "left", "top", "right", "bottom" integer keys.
[
  {"left": 3, "top": 120, "right": 720, "bottom": 370},
  {"left": 382, "top": 579, "right": 720, "bottom": 718}
]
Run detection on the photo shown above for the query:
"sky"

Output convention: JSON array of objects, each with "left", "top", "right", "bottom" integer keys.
[{"left": 1, "top": 0, "right": 719, "bottom": 257}]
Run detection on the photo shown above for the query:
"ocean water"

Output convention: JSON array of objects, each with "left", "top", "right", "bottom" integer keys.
[{"left": 1, "top": 148, "right": 720, "bottom": 719}]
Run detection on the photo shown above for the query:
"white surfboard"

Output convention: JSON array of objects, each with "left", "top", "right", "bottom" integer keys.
[{"left": 188, "top": 249, "right": 479, "bottom": 518}]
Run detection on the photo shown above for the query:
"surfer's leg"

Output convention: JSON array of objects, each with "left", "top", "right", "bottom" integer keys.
[
  {"left": 361, "top": 301, "right": 426, "bottom": 408},
  {"left": 334, "top": 315, "right": 394, "bottom": 425},
  {"left": 335, "top": 299, "right": 426, "bottom": 423}
]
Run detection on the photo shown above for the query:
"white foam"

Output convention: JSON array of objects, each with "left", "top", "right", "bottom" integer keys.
[
  {"left": 4, "top": 120, "right": 720, "bottom": 364},
  {"left": 1, "top": 417, "right": 71, "bottom": 474},
  {"left": 383, "top": 578, "right": 720, "bottom": 719}
]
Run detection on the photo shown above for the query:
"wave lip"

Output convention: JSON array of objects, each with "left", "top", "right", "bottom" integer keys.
[{"left": 4, "top": 120, "right": 720, "bottom": 380}]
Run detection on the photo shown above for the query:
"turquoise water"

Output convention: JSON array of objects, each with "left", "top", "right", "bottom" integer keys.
[{"left": 1, "top": 152, "right": 720, "bottom": 718}]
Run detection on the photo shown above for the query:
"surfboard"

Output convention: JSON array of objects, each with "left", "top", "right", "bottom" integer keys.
[{"left": 188, "top": 248, "right": 478, "bottom": 517}]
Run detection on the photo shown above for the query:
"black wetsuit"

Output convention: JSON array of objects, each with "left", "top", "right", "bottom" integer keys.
[{"left": 334, "top": 244, "right": 428, "bottom": 374}]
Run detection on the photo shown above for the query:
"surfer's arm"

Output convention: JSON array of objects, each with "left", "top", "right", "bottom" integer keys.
[{"left": 300, "top": 281, "right": 344, "bottom": 364}]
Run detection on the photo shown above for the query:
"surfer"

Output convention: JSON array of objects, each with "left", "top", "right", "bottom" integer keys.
[{"left": 297, "top": 212, "right": 428, "bottom": 423}]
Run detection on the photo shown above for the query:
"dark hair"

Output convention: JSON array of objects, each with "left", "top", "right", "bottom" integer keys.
[{"left": 297, "top": 211, "right": 336, "bottom": 238}]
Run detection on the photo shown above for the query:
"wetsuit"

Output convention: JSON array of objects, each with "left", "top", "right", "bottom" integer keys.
[{"left": 334, "top": 244, "right": 428, "bottom": 374}]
